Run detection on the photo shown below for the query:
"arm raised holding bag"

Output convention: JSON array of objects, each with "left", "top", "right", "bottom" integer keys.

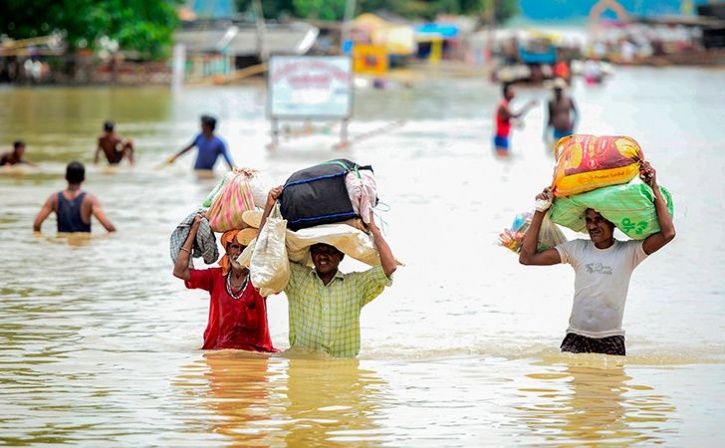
[{"left": 259, "top": 186, "right": 397, "bottom": 358}]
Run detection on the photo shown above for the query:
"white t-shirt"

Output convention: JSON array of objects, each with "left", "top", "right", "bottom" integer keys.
[{"left": 555, "top": 239, "right": 648, "bottom": 338}]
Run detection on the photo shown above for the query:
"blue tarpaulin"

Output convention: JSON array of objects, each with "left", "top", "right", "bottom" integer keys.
[
  {"left": 415, "top": 23, "right": 460, "bottom": 38},
  {"left": 518, "top": 45, "right": 557, "bottom": 64}
]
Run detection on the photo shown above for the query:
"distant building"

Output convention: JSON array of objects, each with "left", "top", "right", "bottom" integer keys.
[
  {"left": 518, "top": 0, "right": 711, "bottom": 22},
  {"left": 188, "top": 0, "right": 235, "bottom": 19}
]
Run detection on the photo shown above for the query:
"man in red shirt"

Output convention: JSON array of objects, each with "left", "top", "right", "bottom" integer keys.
[
  {"left": 173, "top": 215, "right": 275, "bottom": 352},
  {"left": 494, "top": 82, "right": 537, "bottom": 157}
]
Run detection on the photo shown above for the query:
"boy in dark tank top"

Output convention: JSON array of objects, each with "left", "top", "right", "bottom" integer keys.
[{"left": 33, "top": 161, "right": 116, "bottom": 233}]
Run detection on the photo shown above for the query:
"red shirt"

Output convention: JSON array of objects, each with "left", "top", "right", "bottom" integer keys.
[
  {"left": 495, "top": 99, "right": 512, "bottom": 137},
  {"left": 185, "top": 268, "right": 275, "bottom": 352}
]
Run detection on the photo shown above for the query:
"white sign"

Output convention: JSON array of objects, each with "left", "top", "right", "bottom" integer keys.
[{"left": 268, "top": 56, "right": 353, "bottom": 119}]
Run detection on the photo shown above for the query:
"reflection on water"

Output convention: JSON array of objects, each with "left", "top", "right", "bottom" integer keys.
[
  {"left": 517, "top": 357, "right": 676, "bottom": 445},
  {"left": 1, "top": 67, "right": 725, "bottom": 445},
  {"left": 175, "top": 354, "right": 386, "bottom": 447}
]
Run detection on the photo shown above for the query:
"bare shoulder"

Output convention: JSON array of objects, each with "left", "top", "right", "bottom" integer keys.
[{"left": 84, "top": 192, "right": 100, "bottom": 205}]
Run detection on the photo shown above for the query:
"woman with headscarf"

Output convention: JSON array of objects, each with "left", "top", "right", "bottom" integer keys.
[{"left": 173, "top": 214, "right": 275, "bottom": 352}]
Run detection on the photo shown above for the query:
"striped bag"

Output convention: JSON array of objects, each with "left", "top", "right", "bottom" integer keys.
[{"left": 207, "top": 172, "right": 256, "bottom": 232}]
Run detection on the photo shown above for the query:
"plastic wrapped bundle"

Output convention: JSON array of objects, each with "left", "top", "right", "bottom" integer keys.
[
  {"left": 206, "top": 172, "right": 256, "bottom": 233},
  {"left": 203, "top": 168, "right": 271, "bottom": 209},
  {"left": 498, "top": 212, "right": 567, "bottom": 253},
  {"left": 549, "top": 178, "right": 674, "bottom": 240},
  {"left": 202, "top": 171, "right": 235, "bottom": 208}
]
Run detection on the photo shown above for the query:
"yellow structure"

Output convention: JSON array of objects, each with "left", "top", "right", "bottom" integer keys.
[
  {"left": 350, "top": 13, "right": 416, "bottom": 56},
  {"left": 352, "top": 44, "right": 388, "bottom": 75}
]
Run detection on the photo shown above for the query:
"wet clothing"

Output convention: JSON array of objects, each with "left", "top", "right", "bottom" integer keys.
[
  {"left": 561, "top": 333, "right": 626, "bottom": 356},
  {"left": 105, "top": 149, "right": 123, "bottom": 164},
  {"left": 191, "top": 134, "right": 233, "bottom": 170},
  {"left": 283, "top": 263, "right": 392, "bottom": 358},
  {"left": 493, "top": 135, "right": 510, "bottom": 150},
  {"left": 185, "top": 268, "right": 275, "bottom": 352},
  {"left": 553, "top": 128, "right": 573, "bottom": 141},
  {"left": 56, "top": 191, "right": 90, "bottom": 233},
  {"left": 495, "top": 99, "right": 512, "bottom": 138},
  {"left": 555, "top": 239, "right": 648, "bottom": 339}
]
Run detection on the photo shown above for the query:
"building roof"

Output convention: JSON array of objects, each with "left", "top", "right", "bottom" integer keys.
[{"left": 175, "top": 21, "right": 319, "bottom": 55}]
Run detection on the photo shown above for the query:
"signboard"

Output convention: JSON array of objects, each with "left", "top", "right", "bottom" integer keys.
[{"left": 268, "top": 56, "right": 353, "bottom": 119}]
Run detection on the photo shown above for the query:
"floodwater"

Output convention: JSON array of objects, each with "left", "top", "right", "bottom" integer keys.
[{"left": 1, "top": 66, "right": 724, "bottom": 446}]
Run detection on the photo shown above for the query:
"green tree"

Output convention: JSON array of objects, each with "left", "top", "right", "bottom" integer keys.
[
  {"left": 0, "top": 0, "right": 181, "bottom": 59},
  {"left": 101, "top": 0, "right": 181, "bottom": 59},
  {"left": 233, "top": 0, "right": 519, "bottom": 23},
  {"left": 292, "top": 0, "right": 347, "bottom": 21},
  {"left": 236, "top": 0, "right": 296, "bottom": 20}
]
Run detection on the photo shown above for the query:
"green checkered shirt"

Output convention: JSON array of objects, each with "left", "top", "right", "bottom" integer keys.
[{"left": 284, "top": 262, "right": 392, "bottom": 358}]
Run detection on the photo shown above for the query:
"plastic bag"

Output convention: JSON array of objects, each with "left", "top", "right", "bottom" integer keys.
[
  {"left": 498, "top": 211, "right": 567, "bottom": 253},
  {"left": 250, "top": 204, "right": 290, "bottom": 296},
  {"left": 202, "top": 171, "right": 235, "bottom": 208},
  {"left": 345, "top": 169, "right": 378, "bottom": 225},
  {"left": 548, "top": 178, "right": 674, "bottom": 240},
  {"left": 207, "top": 172, "right": 256, "bottom": 233},
  {"left": 552, "top": 135, "right": 643, "bottom": 197},
  {"left": 203, "top": 168, "right": 271, "bottom": 210}
]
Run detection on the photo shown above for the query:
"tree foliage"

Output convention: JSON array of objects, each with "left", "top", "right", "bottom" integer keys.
[
  {"left": 236, "top": 0, "right": 518, "bottom": 23},
  {"left": 0, "top": 0, "right": 181, "bottom": 59}
]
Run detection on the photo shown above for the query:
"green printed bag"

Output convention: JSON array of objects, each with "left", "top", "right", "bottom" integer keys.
[{"left": 548, "top": 178, "right": 674, "bottom": 240}]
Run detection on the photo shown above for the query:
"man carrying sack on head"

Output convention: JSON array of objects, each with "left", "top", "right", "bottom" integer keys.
[
  {"left": 173, "top": 215, "right": 275, "bottom": 352},
  {"left": 259, "top": 186, "right": 398, "bottom": 358}
]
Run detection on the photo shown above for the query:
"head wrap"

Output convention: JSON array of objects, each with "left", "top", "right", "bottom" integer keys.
[{"left": 218, "top": 229, "right": 240, "bottom": 275}]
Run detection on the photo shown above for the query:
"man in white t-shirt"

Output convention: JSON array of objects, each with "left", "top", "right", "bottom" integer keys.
[{"left": 519, "top": 161, "right": 675, "bottom": 355}]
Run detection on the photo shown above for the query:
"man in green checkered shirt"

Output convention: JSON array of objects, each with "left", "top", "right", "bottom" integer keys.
[{"left": 261, "top": 186, "right": 398, "bottom": 357}]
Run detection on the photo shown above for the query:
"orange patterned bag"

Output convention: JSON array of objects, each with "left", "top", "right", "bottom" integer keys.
[
  {"left": 207, "top": 172, "right": 256, "bottom": 232},
  {"left": 552, "top": 135, "right": 643, "bottom": 198}
]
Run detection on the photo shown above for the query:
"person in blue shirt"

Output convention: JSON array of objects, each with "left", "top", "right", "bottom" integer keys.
[{"left": 168, "top": 115, "right": 234, "bottom": 170}]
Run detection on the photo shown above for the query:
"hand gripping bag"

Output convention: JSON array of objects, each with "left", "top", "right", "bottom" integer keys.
[
  {"left": 250, "top": 204, "right": 290, "bottom": 296},
  {"left": 498, "top": 211, "right": 567, "bottom": 253},
  {"left": 548, "top": 178, "right": 674, "bottom": 240},
  {"left": 552, "top": 135, "right": 643, "bottom": 197},
  {"left": 207, "top": 172, "right": 256, "bottom": 233},
  {"left": 280, "top": 159, "right": 374, "bottom": 230}
]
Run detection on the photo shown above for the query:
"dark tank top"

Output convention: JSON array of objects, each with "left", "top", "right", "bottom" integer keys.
[{"left": 57, "top": 191, "right": 91, "bottom": 233}]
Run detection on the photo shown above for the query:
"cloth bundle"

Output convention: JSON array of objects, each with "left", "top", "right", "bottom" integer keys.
[
  {"left": 169, "top": 209, "right": 219, "bottom": 265},
  {"left": 244, "top": 216, "right": 394, "bottom": 294},
  {"left": 286, "top": 223, "right": 386, "bottom": 267}
]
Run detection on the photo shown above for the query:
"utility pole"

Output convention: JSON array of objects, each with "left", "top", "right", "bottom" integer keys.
[
  {"left": 485, "top": 0, "right": 496, "bottom": 65},
  {"left": 252, "top": 0, "right": 268, "bottom": 62},
  {"left": 341, "top": 0, "right": 357, "bottom": 52}
]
